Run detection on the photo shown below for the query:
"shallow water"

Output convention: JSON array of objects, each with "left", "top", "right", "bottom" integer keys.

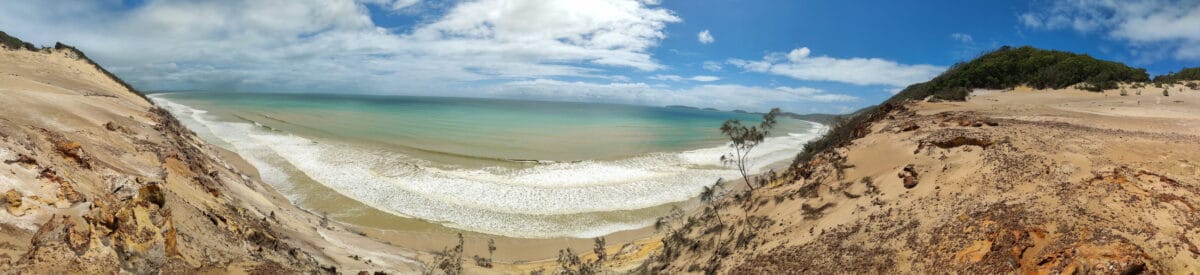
[{"left": 152, "top": 92, "right": 823, "bottom": 238}]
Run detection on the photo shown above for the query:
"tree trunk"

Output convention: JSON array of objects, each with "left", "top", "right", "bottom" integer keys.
[{"left": 739, "top": 147, "right": 754, "bottom": 191}]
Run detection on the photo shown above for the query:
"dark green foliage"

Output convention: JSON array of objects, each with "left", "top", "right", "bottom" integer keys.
[
  {"left": 0, "top": 31, "right": 37, "bottom": 51},
  {"left": 892, "top": 46, "right": 1148, "bottom": 101},
  {"left": 1154, "top": 67, "right": 1200, "bottom": 83},
  {"left": 1, "top": 30, "right": 23, "bottom": 49},
  {"left": 791, "top": 105, "right": 888, "bottom": 169}
]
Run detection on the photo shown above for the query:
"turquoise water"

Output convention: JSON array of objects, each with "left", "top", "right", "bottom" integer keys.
[{"left": 153, "top": 92, "right": 823, "bottom": 238}]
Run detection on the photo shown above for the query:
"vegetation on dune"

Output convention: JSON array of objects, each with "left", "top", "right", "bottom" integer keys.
[
  {"left": 655, "top": 45, "right": 1174, "bottom": 273},
  {"left": 894, "top": 46, "right": 1149, "bottom": 102},
  {"left": 791, "top": 46, "right": 1151, "bottom": 177},
  {"left": 0, "top": 30, "right": 148, "bottom": 101},
  {"left": 1154, "top": 67, "right": 1200, "bottom": 83},
  {"left": 0, "top": 30, "right": 37, "bottom": 51},
  {"left": 52, "top": 42, "right": 150, "bottom": 101},
  {"left": 719, "top": 108, "right": 781, "bottom": 191}
]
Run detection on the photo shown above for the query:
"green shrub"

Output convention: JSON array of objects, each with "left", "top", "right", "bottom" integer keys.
[
  {"left": 890, "top": 46, "right": 1148, "bottom": 101},
  {"left": 1154, "top": 68, "right": 1200, "bottom": 83},
  {"left": 0, "top": 30, "right": 35, "bottom": 50}
]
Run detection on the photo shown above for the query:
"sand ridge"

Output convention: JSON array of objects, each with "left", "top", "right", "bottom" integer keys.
[
  {"left": 639, "top": 84, "right": 1200, "bottom": 273},
  {"left": 0, "top": 46, "right": 424, "bottom": 273}
]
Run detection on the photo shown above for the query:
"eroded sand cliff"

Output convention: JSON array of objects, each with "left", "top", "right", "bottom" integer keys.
[{"left": 0, "top": 44, "right": 422, "bottom": 273}]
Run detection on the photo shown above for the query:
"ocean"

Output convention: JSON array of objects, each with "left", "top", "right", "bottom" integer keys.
[{"left": 151, "top": 92, "right": 824, "bottom": 238}]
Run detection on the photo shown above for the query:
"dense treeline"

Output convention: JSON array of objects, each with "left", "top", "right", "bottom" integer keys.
[
  {"left": 1154, "top": 67, "right": 1200, "bottom": 83},
  {"left": 792, "top": 46, "right": 1152, "bottom": 171},
  {"left": 892, "top": 46, "right": 1149, "bottom": 102}
]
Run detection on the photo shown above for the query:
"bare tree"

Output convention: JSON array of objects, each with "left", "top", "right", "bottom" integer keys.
[{"left": 720, "top": 108, "right": 781, "bottom": 191}]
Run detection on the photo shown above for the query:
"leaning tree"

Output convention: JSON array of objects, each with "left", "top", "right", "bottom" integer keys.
[{"left": 719, "top": 108, "right": 781, "bottom": 191}]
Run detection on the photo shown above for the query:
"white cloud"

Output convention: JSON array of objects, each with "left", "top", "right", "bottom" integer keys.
[
  {"left": 1020, "top": 0, "right": 1200, "bottom": 59},
  {"left": 359, "top": 0, "right": 420, "bottom": 11},
  {"left": 650, "top": 75, "right": 720, "bottom": 82},
  {"left": 950, "top": 33, "right": 973, "bottom": 44},
  {"left": 650, "top": 74, "right": 684, "bottom": 81},
  {"left": 729, "top": 47, "right": 944, "bottom": 87},
  {"left": 702, "top": 61, "right": 723, "bottom": 71},
  {"left": 0, "top": 0, "right": 681, "bottom": 92},
  {"left": 787, "top": 47, "right": 811, "bottom": 61},
  {"left": 488, "top": 79, "right": 857, "bottom": 112},
  {"left": 697, "top": 30, "right": 715, "bottom": 44}
]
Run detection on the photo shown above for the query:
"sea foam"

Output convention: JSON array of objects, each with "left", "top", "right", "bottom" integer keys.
[{"left": 152, "top": 94, "right": 826, "bottom": 238}]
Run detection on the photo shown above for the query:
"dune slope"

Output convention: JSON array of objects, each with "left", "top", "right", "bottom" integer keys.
[
  {"left": 0, "top": 42, "right": 421, "bottom": 273},
  {"left": 646, "top": 86, "right": 1200, "bottom": 273}
]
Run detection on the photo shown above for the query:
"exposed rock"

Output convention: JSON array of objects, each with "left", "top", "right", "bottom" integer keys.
[
  {"left": 36, "top": 168, "right": 86, "bottom": 204},
  {"left": 4, "top": 189, "right": 24, "bottom": 216},
  {"left": 3, "top": 153, "right": 37, "bottom": 167},
  {"left": 899, "top": 164, "right": 919, "bottom": 189},
  {"left": 137, "top": 184, "right": 164, "bottom": 208},
  {"left": 932, "top": 136, "right": 993, "bottom": 149},
  {"left": 63, "top": 215, "right": 91, "bottom": 256},
  {"left": 53, "top": 140, "right": 90, "bottom": 169}
]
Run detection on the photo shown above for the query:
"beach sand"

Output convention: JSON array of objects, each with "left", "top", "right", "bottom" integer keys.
[{"left": 0, "top": 43, "right": 752, "bottom": 274}]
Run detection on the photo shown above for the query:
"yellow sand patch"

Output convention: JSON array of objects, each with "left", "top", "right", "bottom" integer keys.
[{"left": 954, "top": 240, "right": 992, "bottom": 263}]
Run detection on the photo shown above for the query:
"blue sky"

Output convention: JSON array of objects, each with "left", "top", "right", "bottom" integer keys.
[{"left": 1, "top": 0, "right": 1197, "bottom": 114}]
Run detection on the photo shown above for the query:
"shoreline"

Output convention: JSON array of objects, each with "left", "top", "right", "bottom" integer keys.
[
  {"left": 0, "top": 45, "right": 426, "bottom": 273},
  {"left": 197, "top": 100, "right": 826, "bottom": 263}
]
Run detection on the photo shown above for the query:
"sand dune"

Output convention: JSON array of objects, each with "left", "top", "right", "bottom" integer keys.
[
  {"left": 0, "top": 45, "right": 423, "bottom": 273},
  {"left": 645, "top": 85, "right": 1200, "bottom": 273},
  {"left": 5, "top": 38, "right": 1200, "bottom": 273}
]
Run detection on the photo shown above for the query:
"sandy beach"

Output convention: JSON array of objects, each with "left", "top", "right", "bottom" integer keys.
[
  {"left": 0, "top": 43, "right": 794, "bottom": 274},
  {"left": 4, "top": 32, "right": 1200, "bottom": 274},
  {"left": 5, "top": 0, "right": 1199, "bottom": 272}
]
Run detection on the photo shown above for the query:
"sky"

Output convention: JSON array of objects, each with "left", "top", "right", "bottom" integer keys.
[{"left": 1, "top": 0, "right": 1198, "bottom": 114}]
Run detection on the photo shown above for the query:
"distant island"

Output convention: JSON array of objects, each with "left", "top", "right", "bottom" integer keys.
[{"left": 665, "top": 105, "right": 844, "bottom": 126}]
